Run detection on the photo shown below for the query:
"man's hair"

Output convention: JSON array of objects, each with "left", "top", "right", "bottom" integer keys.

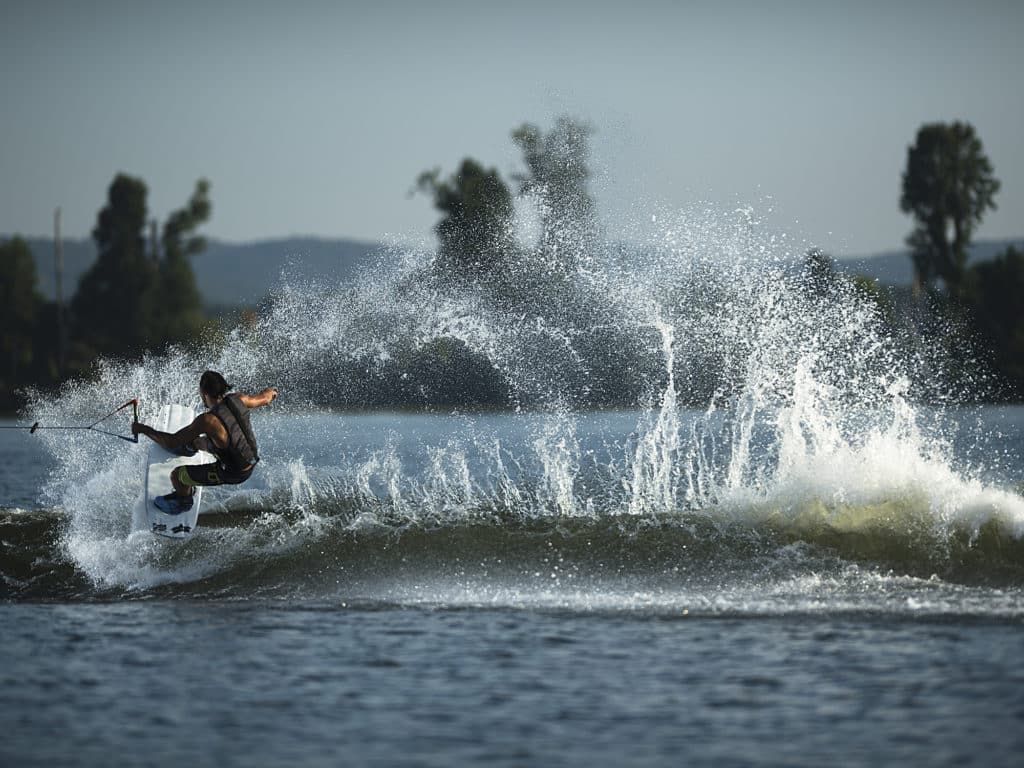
[{"left": 200, "top": 370, "right": 231, "bottom": 400}]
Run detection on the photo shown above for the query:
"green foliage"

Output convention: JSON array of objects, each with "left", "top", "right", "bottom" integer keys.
[
  {"left": 73, "top": 174, "right": 157, "bottom": 357},
  {"left": 800, "top": 248, "right": 901, "bottom": 366},
  {"left": 799, "top": 246, "right": 899, "bottom": 333},
  {"left": 154, "top": 179, "right": 212, "bottom": 347},
  {"left": 71, "top": 174, "right": 210, "bottom": 360},
  {"left": 511, "top": 116, "right": 597, "bottom": 264},
  {"left": 416, "top": 159, "right": 514, "bottom": 279},
  {"left": 0, "top": 237, "right": 42, "bottom": 406},
  {"left": 162, "top": 178, "right": 211, "bottom": 262},
  {"left": 0, "top": 237, "right": 94, "bottom": 408},
  {"left": 963, "top": 246, "right": 1024, "bottom": 397},
  {"left": 900, "top": 122, "right": 1000, "bottom": 296},
  {"left": 407, "top": 117, "right": 612, "bottom": 408}
]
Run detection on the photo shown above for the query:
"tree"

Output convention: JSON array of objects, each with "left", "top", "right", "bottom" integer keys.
[
  {"left": 511, "top": 115, "right": 597, "bottom": 265},
  {"left": 72, "top": 174, "right": 211, "bottom": 359},
  {"left": 963, "top": 245, "right": 1024, "bottom": 397},
  {"left": 0, "top": 237, "right": 41, "bottom": 405},
  {"left": 73, "top": 174, "right": 156, "bottom": 357},
  {"left": 900, "top": 121, "right": 1000, "bottom": 296},
  {"left": 154, "top": 179, "right": 212, "bottom": 346},
  {"left": 416, "top": 158, "right": 515, "bottom": 279}
]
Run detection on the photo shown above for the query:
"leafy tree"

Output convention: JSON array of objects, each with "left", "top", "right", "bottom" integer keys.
[
  {"left": 72, "top": 174, "right": 157, "bottom": 357},
  {"left": 0, "top": 237, "right": 41, "bottom": 405},
  {"left": 154, "top": 179, "right": 212, "bottom": 346},
  {"left": 416, "top": 158, "right": 515, "bottom": 279},
  {"left": 411, "top": 161, "right": 517, "bottom": 405},
  {"left": 72, "top": 174, "right": 211, "bottom": 359},
  {"left": 900, "top": 121, "right": 1000, "bottom": 296},
  {"left": 511, "top": 115, "right": 597, "bottom": 264}
]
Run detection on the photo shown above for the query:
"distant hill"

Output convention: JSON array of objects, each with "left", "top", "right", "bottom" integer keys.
[
  {"left": 188, "top": 237, "right": 382, "bottom": 307},
  {"left": 837, "top": 238, "right": 1024, "bottom": 286},
  {"left": 9, "top": 234, "right": 1023, "bottom": 307},
  {"left": 14, "top": 236, "right": 381, "bottom": 309}
]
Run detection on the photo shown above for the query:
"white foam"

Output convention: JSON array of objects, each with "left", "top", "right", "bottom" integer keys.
[{"left": 25, "top": 196, "right": 1024, "bottom": 593}]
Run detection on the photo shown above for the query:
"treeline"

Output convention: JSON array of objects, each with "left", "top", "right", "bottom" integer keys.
[
  {"left": 1, "top": 175, "right": 214, "bottom": 410},
  {"left": 369, "top": 117, "right": 1024, "bottom": 406},
  {"left": 900, "top": 122, "right": 1023, "bottom": 398},
  {"left": 2, "top": 118, "right": 1023, "bottom": 412},
  {"left": 857, "top": 121, "right": 1022, "bottom": 400}
]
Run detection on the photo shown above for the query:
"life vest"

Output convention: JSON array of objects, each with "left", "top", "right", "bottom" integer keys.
[{"left": 210, "top": 394, "right": 259, "bottom": 470}]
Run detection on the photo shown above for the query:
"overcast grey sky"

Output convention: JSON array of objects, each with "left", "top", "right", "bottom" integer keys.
[{"left": 2, "top": 0, "right": 1021, "bottom": 256}]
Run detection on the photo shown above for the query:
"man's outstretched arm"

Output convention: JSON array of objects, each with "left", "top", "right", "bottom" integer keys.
[{"left": 240, "top": 388, "right": 278, "bottom": 409}]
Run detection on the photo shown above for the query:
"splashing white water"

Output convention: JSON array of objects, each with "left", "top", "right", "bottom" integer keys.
[{"left": 23, "top": 198, "right": 1024, "bottom": 592}]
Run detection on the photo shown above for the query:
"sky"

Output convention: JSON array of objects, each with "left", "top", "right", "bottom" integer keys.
[{"left": 2, "top": 0, "right": 1022, "bottom": 257}]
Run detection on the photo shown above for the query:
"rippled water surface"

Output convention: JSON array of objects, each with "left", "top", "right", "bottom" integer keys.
[{"left": 3, "top": 601, "right": 1023, "bottom": 768}]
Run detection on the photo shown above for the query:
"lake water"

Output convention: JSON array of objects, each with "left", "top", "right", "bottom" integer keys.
[
  {"left": 3, "top": 407, "right": 1023, "bottom": 766},
  {"left": 6, "top": 200, "right": 1024, "bottom": 765}
]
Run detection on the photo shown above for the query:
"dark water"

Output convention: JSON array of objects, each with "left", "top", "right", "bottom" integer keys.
[
  {"left": 3, "top": 602, "right": 1022, "bottom": 768},
  {"left": 3, "top": 409, "right": 1024, "bottom": 766}
]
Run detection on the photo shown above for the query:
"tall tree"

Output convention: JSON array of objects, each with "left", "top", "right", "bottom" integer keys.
[
  {"left": 154, "top": 179, "right": 211, "bottom": 346},
  {"left": 900, "top": 121, "right": 1000, "bottom": 296},
  {"left": 511, "top": 115, "right": 597, "bottom": 264},
  {"left": 73, "top": 174, "right": 156, "bottom": 357},
  {"left": 0, "top": 237, "right": 41, "bottom": 402},
  {"left": 416, "top": 158, "right": 515, "bottom": 279},
  {"left": 72, "top": 174, "right": 211, "bottom": 359}
]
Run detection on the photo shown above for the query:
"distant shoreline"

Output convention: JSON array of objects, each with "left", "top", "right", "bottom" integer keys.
[{"left": 8, "top": 234, "right": 1024, "bottom": 308}]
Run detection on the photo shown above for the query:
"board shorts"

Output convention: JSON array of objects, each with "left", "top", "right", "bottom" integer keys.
[{"left": 175, "top": 462, "right": 253, "bottom": 488}]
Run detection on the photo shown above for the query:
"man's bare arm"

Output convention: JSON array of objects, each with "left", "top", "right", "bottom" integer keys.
[
  {"left": 133, "top": 414, "right": 214, "bottom": 450},
  {"left": 239, "top": 388, "right": 278, "bottom": 409}
]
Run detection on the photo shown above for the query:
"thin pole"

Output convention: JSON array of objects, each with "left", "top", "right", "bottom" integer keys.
[{"left": 54, "top": 207, "right": 66, "bottom": 378}]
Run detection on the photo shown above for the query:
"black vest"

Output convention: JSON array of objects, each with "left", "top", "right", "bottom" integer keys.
[{"left": 210, "top": 394, "right": 259, "bottom": 470}]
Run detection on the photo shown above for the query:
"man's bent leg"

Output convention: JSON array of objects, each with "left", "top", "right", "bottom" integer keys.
[
  {"left": 154, "top": 466, "right": 196, "bottom": 515},
  {"left": 170, "top": 466, "right": 196, "bottom": 498}
]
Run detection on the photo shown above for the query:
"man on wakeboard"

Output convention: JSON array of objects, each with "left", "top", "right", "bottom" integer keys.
[{"left": 132, "top": 370, "right": 278, "bottom": 514}]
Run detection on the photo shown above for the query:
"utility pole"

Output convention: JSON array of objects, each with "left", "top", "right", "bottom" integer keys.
[{"left": 54, "top": 207, "right": 66, "bottom": 378}]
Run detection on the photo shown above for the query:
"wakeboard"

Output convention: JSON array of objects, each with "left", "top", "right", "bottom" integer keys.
[{"left": 135, "top": 403, "right": 213, "bottom": 538}]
